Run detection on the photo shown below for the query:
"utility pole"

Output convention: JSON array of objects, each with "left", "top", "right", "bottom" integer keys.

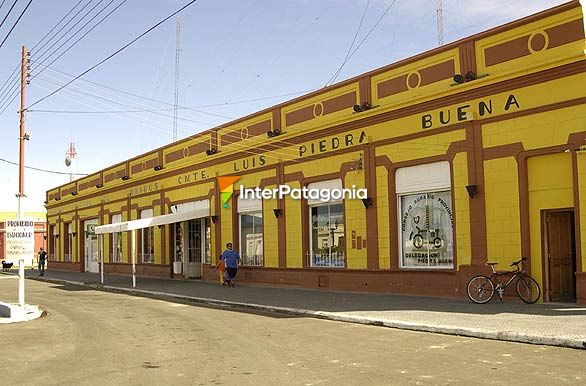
[
  {"left": 173, "top": 16, "right": 180, "bottom": 142},
  {"left": 17, "top": 45, "right": 30, "bottom": 307},
  {"left": 437, "top": 0, "right": 444, "bottom": 46},
  {"left": 17, "top": 46, "right": 28, "bottom": 219}
]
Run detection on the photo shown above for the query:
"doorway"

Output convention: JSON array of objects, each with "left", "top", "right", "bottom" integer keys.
[
  {"left": 174, "top": 218, "right": 211, "bottom": 278},
  {"left": 84, "top": 219, "right": 99, "bottom": 273},
  {"left": 544, "top": 210, "right": 576, "bottom": 302}
]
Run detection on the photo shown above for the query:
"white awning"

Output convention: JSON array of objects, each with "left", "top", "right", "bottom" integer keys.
[
  {"left": 95, "top": 200, "right": 210, "bottom": 234},
  {"left": 238, "top": 195, "right": 262, "bottom": 213},
  {"left": 170, "top": 200, "right": 209, "bottom": 214},
  {"left": 307, "top": 178, "right": 343, "bottom": 205},
  {"left": 395, "top": 161, "right": 451, "bottom": 194}
]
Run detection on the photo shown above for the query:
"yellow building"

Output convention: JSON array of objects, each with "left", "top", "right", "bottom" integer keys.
[{"left": 46, "top": 1, "right": 586, "bottom": 303}]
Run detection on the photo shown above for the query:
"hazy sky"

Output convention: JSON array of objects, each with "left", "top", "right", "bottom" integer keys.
[{"left": 0, "top": 0, "right": 568, "bottom": 213}]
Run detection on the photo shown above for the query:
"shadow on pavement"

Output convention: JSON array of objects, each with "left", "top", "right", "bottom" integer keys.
[{"left": 51, "top": 284, "right": 95, "bottom": 292}]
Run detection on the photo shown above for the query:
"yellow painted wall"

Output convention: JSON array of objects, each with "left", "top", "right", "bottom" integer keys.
[
  {"left": 285, "top": 150, "right": 363, "bottom": 177},
  {"left": 483, "top": 157, "right": 522, "bottom": 266},
  {"left": 483, "top": 102, "right": 586, "bottom": 151},
  {"left": 220, "top": 199, "right": 234, "bottom": 250},
  {"left": 376, "top": 166, "right": 391, "bottom": 269},
  {"left": 375, "top": 130, "right": 466, "bottom": 163},
  {"left": 285, "top": 180, "right": 303, "bottom": 268},
  {"left": 452, "top": 152, "right": 472, "bottom": 266},
  {"left": 577, "top": 155, "right": 586, "bottom": 271},
  {"left": 528, "top": 152, "right": 574, "bottom": 288},
  {"left": 262, "top": 185, "right": 279, "bottom": 268},
  {"left": 344, "top": 170, "right": 368, "bottom": 269}
]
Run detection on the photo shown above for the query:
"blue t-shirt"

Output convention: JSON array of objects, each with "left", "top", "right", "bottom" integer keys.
[{"left": 222, "top": 250, "right": 240, "bottom": 268}]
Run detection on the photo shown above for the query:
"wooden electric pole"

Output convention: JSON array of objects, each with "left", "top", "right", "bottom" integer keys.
[
  {"left": 17, "top": 45, "right": 28, "bottom": 218},
  {"left": 173, "top": 16, "right": 180, "bottom": 142},
  {"left": 17, "top": 45, "right": 29, "bottom": 307}
]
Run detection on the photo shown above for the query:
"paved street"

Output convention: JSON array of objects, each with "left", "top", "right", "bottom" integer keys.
[
  {"left": 18, "top": 269, "right": 586, "bottom": 348},
  {"left": 2, "top": 278, "right": 586, "bottom": 385}
]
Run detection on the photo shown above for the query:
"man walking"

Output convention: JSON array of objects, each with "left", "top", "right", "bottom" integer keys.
[
  {"left": 38, "top": 247, "right": 47, "bottom": 277},
  {"left": 221, "top": 243, "right": 240, "bottom": 287}
]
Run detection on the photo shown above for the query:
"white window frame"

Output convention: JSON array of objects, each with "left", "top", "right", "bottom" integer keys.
[
  {"left": 203, "top": 217, "right": 212, "bottom": 265},
  {"left": 50, "top": 224, "right": 58, "bottom": 261},
  {"left": 65, "top": 223, "right": 73, "bottom": 262},
  {"left": 396, "top": 162, "right": 454, "bottom": 270},
  {"left": 140, "top": 209, "right": 154, "bottom": 263},
  {"left": 238, "top": 194, "right": 263, "bottom": 267},
  {"left": 238, "top": 211, "right": 264, "bottom": 267},
  {"left": 111, "top": 213, "right": 123, "bottom": 263},
  {"left": 309, "top": 202, "right": 345, "bottom": 268}
]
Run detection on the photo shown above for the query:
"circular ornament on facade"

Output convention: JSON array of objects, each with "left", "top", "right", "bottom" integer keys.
[
  {"left": 183, "top": 148, "right": 189, "bottom": 158},
  {"left": 528, "top": 31, "right": 548, "bottom": 53},
  {"left": 313, "top": 102, "right": 324, "bottom": 117},
  {"left": 407, "top": 71, "right": 421, "bottom": 89},
  {"left": 241, "top": 127, "right": 249, "bottom": 140}
]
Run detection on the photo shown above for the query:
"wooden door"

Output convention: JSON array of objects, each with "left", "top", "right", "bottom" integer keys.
[{"left": 546, "top": 211, "right": 576, "bottom": 301}]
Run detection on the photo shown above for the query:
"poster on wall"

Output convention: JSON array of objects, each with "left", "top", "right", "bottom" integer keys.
[{"left": 400, "top": 191, "right": 454, "bottom": 268}]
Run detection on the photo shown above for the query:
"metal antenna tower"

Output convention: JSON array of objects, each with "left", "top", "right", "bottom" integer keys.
[
  {"left": 173, "top": 16, "right": 181, "bottom": 142},
  {"left": 437, "top": 0, "right": 444, "bottom": 46}
]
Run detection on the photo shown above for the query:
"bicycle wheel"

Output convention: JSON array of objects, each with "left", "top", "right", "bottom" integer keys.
[
  {"left": 467, "top": 275, "right": 495, "bottom": 304},
  {"left": 516, "top": 275, "right": 540, "bottom": 304}
]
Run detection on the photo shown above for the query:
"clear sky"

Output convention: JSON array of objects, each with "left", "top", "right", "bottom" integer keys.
[{"left": 0, "top": 0, "right": 568, "bottom": 214}]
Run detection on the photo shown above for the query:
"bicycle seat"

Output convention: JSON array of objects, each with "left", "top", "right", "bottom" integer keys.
[{"left": 486, "top": 262, "right": 498, "bottom": 266}]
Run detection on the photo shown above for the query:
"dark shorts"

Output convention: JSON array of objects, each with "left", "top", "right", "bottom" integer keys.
[{"left": 226, "top": 268, "right": 238, "bottom": 279}]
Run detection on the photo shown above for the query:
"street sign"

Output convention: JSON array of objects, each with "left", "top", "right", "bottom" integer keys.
[
  {"left": 5, "top": 219, "right": 35, "bottom": 262},
  {"left": 86, "top": 223, "right": 96, "bottom": 236}
]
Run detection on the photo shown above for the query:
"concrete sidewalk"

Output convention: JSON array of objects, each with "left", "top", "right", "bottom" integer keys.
[{"left": 20, "top": 269, "right": 586, "bottom": 349}]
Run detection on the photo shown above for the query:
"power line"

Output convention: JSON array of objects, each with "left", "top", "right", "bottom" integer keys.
[
  {"left": 26, "top": 0, "right": 200, "bottom": 110},
  {"left": 0, "top": 0, "right": 19, "bottom": 30},
  {"left": 31, "top": 80, "right": 194, "bottom": 137},
  {"left": 32, "top": 0, "right": 109, "bottom": 65},
  {"left": 324, "top": 0, "right": 370, "bottom": 87},
  {"left": 31, "top": 0, "right": 123, "bottom": 75},
  {"left": 0, "top": 0, "right": 32, "bottom": 49},
  {"left": 0, "top": 81, "right": 19, "bottom": 114},
  {"left": 32, "top": 62, "right": 314, "bottom": 115},
  {"left": 0, "top": 156, "right": 89, "bottom": 176},
  {"left": 345, "top": 0, "right": 400, "bottom": 63},
  {"left": 31, "top": 0, "right": 128, "bottom": 81},
  {"left": 33, "top": 61, "right": 232, "bottom": 119},
  {"left": 0, "top": 0, "right": 84, "bottom": 100},
  {"left": 325, "top": 0, "right": 399, "bottom": 86},
  {"left": 30, "top": 0, "right": 86, "bottom": 51},
  {"left": 34, "top": 75, "right": 217, "bottom": 126},
  {"left": 0, "top": 65, "right": 19, "bottom": 104},
  {"left": 29, "top": 0, "right": 95, "bottom": 60}
]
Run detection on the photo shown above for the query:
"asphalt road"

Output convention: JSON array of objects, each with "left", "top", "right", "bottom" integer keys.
[{"left": 2, "top": 279, "right": 586, "bottom": 385}]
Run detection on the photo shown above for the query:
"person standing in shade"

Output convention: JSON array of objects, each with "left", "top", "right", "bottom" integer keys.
[
  {"left": 221, "top": 243, "right": 240, "bottom": 287},
  {"left": 38, "top": 247, "right": 47, "bottom": 277}
]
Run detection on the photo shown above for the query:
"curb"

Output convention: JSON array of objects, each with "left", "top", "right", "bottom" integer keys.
[{"left": 30, "top": 276, "right": 586, "bottom": 350}]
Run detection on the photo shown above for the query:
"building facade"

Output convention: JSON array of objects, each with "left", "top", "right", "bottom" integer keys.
[{"left": 46, "top": 2, "right": 586, "bottom": 302}]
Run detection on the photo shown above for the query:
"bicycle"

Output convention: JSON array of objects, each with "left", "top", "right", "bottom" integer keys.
[{"left": 467, "top": 257, "right": 541, "bottom": 304}]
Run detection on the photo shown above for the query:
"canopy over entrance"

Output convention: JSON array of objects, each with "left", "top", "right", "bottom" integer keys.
[{"left": 94, "top": 200, "right": 210, "bottom": 234}]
